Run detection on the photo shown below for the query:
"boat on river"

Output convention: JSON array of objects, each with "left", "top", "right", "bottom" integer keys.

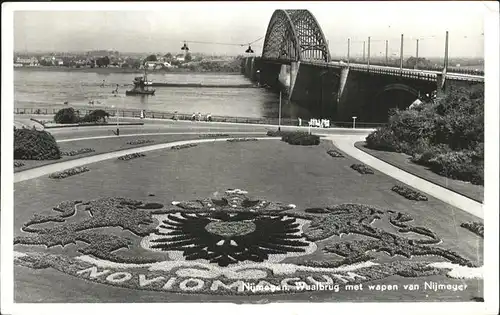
[{"left": 126, "top": 68, "right": 155, "bottom": 96}]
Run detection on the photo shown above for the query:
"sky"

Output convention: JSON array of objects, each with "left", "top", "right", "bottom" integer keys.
[{"left": 11, "top": 1, "right": 491, "bottom": 58}]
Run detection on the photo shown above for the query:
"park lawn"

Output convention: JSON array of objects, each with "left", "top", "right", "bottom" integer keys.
[
  {"left": 14, "top": 132, "right": 265, "bottom": 172},
  {"left": 354, "top": 141, "right": 484, "bottom": 203},
  {"left": 14, "top": 139, "right": 483, "bottom": 302}
]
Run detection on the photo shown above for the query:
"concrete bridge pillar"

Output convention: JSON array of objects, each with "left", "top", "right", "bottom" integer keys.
[
  {"left": 337, "top": 66, "right": 349, "bottom": 103},
  {"left": 279, "top": 64, "right": 291, "bottom": 88},
  {"left": 290, "top": 61, "right": 299, "bottom": 97},
  {"left": 436, "top": 73, "right": 447, "bottom": 97}
]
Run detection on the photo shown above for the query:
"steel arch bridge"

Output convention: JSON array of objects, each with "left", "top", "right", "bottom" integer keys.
[{"left": 262, "top": 9, "right": 331, "bottom": 63}]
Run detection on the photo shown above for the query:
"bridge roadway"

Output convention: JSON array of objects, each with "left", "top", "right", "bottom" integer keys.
[{"left": 301, "top": 60, "right": 485, "bottom": 82}]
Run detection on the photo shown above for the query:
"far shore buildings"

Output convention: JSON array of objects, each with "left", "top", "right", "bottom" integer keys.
[{"left": 14, "top": 57, "right": 39, "bottom": 67}]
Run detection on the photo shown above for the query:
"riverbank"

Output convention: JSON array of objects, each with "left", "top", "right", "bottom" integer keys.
[{"left": 14, "top": 66, "right": 242, "bottom": 75}]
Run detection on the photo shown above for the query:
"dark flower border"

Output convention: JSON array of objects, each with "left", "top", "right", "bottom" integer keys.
[
  {"left": 118, "top": 153, "right": 146, "bottom": 161},
  {"left": 460, "top": 221, "right": 484, "bottom": 238},
  {"left": 61, "top": 148, "right": 95, "bottom": 156},
  {"left": 126, "top": 139, "right": 154, "bottom": 145},
  {"left": 350, "top": 164, "right": 374, "bottom": 174},
  {"left": 326, "top": 149, "right": 344, "bottom": 158},
  {"left": 171, "top": 144, "right": 198, "bottom": 150},
  {"left": 391, "top": 185, "right": 428, "bottom": 201},
  {"left": 49, "top": 166, "right": 89, "bottom": 179},
  {"left": 226, "top": 138, "right": 258, "bottom": 142}
]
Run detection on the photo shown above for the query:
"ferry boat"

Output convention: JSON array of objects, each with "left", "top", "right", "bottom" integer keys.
[{"left": 126, "top": 68, "right": 155, "bottom": 96}]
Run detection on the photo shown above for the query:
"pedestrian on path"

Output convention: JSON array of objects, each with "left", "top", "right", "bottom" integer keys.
[{"left": 298, "top": 117, "right": 302, "bottom": 126}]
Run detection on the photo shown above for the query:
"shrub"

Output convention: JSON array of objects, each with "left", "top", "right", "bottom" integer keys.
[
  {"left": 54, "top": 108, "right": 79, "bottom": 124},
  {"left": 391, "top": 185, "right": 428, "bottom": 201},
  {"left": 80, "top": 109, "right": 110, "bottom": 123},
  {"left": 427, "top": 151, "right": 484, "bottom": 185},
  {"left": 365, "top": 127, "right": 400, "bottom": 152},
  {"left": 14, "top": 128, "right": 61, "bottom": 160},
  {"left": 326, "top": 149, "right": 344, "bottom": 158},
  {"left": 61, "top": 148, "right": 95, "bottom": 156},
  {"left": 49, "top": 166, "right": 89, "bottom": 179},
  {"left": 118, "top": 153, "right": 145, "bottom": 161},
  {"left": 269, "top": 130, "right": 320, "bottom": 146},
  {"left": 365, "top": 85, "right": 484, "bottom": 185},
  {"left": 351, "top": 164, "right": 374, "bottom": 174}
]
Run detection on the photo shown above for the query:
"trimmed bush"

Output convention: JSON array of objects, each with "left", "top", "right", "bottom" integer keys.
[
  {"left": 391, "top": 185, "right": 428, "bottom": 201},
  {"left": 49, "top": 166, "right": 89, "bottom": 179},
  {"left": 268, "top": 130, "right": 320, "bottom": 146},
  {"left": 14, "top": 128, "right": 61, "bottom": 160},
  {"left": 118, "top": 153, "right": 145, "bottom": 161},
  {"left": 61, "top": 148, "right": 95, "bottom": 156},
  {"left": 351, "top": 164, "right": 374, "bottom": 174},
  {"left": 365, "top": 127, "right": 400, "bottom": 152},
  {"left": 80, "top": 109, "right": 110, "bottom": 123},
  {"left": 54, "top": 108, "right": 79, "bottom": 124},
  {"left": 327, "top": 149, "right": 344, "bottom": 158}
]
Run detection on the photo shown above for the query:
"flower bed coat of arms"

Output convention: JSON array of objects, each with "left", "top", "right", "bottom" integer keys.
[{"left": 14, "top": 189, "right": 483, "bottom": 295}]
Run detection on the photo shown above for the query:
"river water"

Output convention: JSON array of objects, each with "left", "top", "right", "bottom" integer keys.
[{"left": 14, "top": 69, "right": 309, "bottom": 119}]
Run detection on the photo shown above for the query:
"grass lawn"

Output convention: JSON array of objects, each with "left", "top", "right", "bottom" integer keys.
[
  {"left": 14, "top": 132, "right": 265, "bottom": 172},
  {"left": 354, "top": 141, "right": 484, "bottom": 203},
  {"left": 14, "top": 139, "right": 483, "bottom": 302}
]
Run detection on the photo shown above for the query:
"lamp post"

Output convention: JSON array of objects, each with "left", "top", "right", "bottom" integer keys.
[
  {"left": 278, "top": 90, "right": 282, "bottom": 131},
  {"left": 352, "top": 116, "right": 357, "bottom": 129}
]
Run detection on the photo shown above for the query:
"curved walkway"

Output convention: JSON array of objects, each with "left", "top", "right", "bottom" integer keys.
[{"left": 326, "top": 134, "right": 483, "bottom": 219}]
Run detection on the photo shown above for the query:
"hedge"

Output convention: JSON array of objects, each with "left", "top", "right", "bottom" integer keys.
[
  {"left": 14, "top": 128, "right": 61, "bottom": 160},
  {"left": 267, "top": 130, "right": 320, "bottom": 146}
]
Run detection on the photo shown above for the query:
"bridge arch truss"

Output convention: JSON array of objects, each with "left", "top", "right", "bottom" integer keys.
[{"left": 262, "top": 9, "right": 331, "bottom": 63}]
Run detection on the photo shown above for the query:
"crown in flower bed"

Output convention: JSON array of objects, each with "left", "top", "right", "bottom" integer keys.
[
  {"left": 351, "top": 164, "right": 374, "bottom": 174},
  {"left": 199, "top": 134, "right": 230, "bottom": 138},
  {"left": 61, "top": 148, "right": 95, "bottom": 156},
  {"left": 49, "top": 166, "right": 89, "bottom": 179},
  {"left": 327, "top": 149, "right": 344, "bottom": 158},
  {"left": 118, "top": 153, "right": 145, "bottom": 161},
  {"left": 391, "top": 185, "right": 428, "bottom": 201},
  {"left": 171, "top": 144, "right": 198, "bottom": 150},
  {"left": 126, "top": 139, "right": 155, "bottom": 145},
  {"left": 14, "top": 161, "right": 25, "bottom": 168},
  {"left": 226, "top": 138, "right": 258, "bottom": 142},
  {"left": 460, "top": 221, "right": 484, "bottom": 238}
]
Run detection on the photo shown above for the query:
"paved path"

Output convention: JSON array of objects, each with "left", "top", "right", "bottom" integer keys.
[{"left": 326, "top": 134, "right": 483, "bottom": 219}]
